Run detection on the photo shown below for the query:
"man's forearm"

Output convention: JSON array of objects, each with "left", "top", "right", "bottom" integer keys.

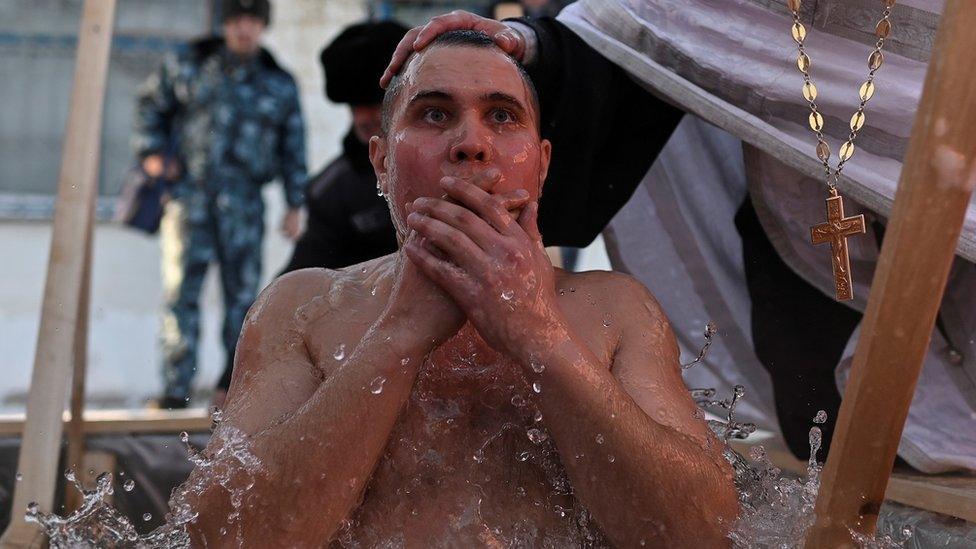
[
  {"left": 190, "top": 314, "right": 433, "bottom": 545},
  {"left": 527, "top": 326, "right": 738, "bottom": 547}
]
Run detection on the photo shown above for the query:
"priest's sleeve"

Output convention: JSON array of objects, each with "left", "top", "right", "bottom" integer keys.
[{"left": 516, "top": 17, "right": 685, "bottom": 247}]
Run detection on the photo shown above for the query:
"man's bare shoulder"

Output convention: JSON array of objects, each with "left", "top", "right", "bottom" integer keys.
[{"left": 555, "top": 269, "right": 668, "bottom": 323}]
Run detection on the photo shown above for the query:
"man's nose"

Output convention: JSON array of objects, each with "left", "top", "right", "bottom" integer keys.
[{"left": 449, "top": 124, "right": 492, "bottom": 164}]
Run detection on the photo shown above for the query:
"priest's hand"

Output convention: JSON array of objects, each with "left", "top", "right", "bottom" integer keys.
[
  {"left": 404, "top": 175, "right": 565, "bottom": 363},
  {"left": 381, "top": 10, "right": 527, "bottom": 88}
]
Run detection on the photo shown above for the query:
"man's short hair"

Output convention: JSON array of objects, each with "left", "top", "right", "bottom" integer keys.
[{"left": 380, "top": 30, "right": 540, "bottom": 135}]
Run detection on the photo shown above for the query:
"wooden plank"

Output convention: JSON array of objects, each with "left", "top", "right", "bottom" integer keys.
[
  {"left": 0, "top": 1, "right": 117, "bottom": 546},
  {"left": 65, "top": 227, "right": 93, "bottom": 513},
  {"left": 807, "top": 1, "right": 976, "bottom": 545},
  {"left": 0, "top": 409, "right": 213, "bottom": 437}
]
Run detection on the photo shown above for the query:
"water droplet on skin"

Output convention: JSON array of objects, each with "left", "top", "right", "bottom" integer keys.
[
  {"left": 64, "top": 469, "right": 76, "bottom": 482},
  {"left": 640, "top": 539, "right": 646, "bottom": 546},
  {"left": 813, "top": 410, "right": 828, "bottom": 424},
  {"left": 559, "top": 289, "right": 566, "bottom": 296},
  {"left": 334, "top": 344, "right": 346, "bottom": 361},
  {"left": 26, "top": 502, "right": 39, "bottom": 515},
  {"left": 369, "top": 376, "right": 386, "bottom": 395},
  {"left": 473, "top": 450, "right": 485, "bottom": 463},
  {"left": 143, "top": 512, "right": 152, "bottom": 521},
  {"left": 532, "top": 381, "right": 542, "bottom": 393},
  {"left": 501, "top": 290, "right": 515, "bottom": 301},
  {"left": 527, "top": 428, "right": 548, "bottom": 444},
  {"left": 516, "top": 486, "right": 526, "bottom": 497},
  {"left": 517, "top": 451, "right": 530, "bottom": 462},
  {"left": 595, "top": 434, "right": 605, "bottom": 445},
  {"left": 511, "top": 395, "right": 526, "bottom": 407},
  {"left": 602, "top": 314, "right": 613, "bottom": 327},
  {"left": 530, "top": 361, "right": 545, "bottom": 373},
  {"left": 123, "top": 479, "right": 135, "bottom": 492},
  {"left": 370, "top": 286, "right": 377, "bottom": 296},
  {"left": 219, "top": 527, "right": 228, "bottom": 536},
  {"left": 401, "top": 357, "right": 410, "bottom": 366},
  {"left": 534, "top": 410, "right": 543, "bottom": 423},
  {"left": 608, "top": 454, "right": 615, "bottom": 463}
]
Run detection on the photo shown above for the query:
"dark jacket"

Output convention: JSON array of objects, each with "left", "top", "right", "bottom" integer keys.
[{"left": 283, "top": 130, "right": 398, "bottom": 272}]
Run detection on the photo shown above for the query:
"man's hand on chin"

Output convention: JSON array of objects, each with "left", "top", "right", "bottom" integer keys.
[{"left": 403, "top": 173, "right": 566, "bottom": 364}]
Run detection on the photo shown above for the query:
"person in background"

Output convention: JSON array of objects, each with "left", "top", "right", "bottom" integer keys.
[
  {"left": 214, "top": 21, "right": 407, "bottom": 402},
  {"left": 133, "top": 0, "right": 307, "bottom": 409}
]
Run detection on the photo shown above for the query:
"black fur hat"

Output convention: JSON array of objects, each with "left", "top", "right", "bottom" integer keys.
[
  {"left": 320, "top": 20, "right": 409, "bottom": 105},
  {"left": 221, "top": 0, "right": 271, "bottom": 26}
]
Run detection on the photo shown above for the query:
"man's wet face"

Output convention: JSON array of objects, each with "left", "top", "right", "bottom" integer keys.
[{"left": 371, "top": 45, "right": 550, "bottom": 236}]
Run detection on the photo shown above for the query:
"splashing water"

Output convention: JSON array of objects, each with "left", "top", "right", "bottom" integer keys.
[
  {"left": 24, "top": 409, "right": 262, "bottom": 548},
  {"left": 682, "top": 322, "right": 718, "bottom": 369},
  {"left": 684, "top": 323, "right": 909, "bottom": 548}
]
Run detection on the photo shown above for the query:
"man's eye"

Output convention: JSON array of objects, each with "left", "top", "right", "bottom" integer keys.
[
  {"left": 423, "top": 108, "right": 448, "bottom": 124},
  {"left": 490, "top": 109, "right": 516, "bottom": 124}
]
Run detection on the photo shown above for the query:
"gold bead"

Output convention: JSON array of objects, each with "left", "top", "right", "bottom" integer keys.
[
  {"left": 803, "top": 81, "right": 818, "bottom": 101},
  {"left": 859, "top": 81, "right": 876, "bottom": 102},
  {"left": 876, "top": 19, "right": 891, "bottom": 39},
  {"left": 869, "top": 50, "right": 885, "bottom": 70},
  {"left": 809, "top": 112, "right": 824, "bottom": 132},
  {"left": 797, "top": 53, "right": 810, "bottom": 73},
  {"left": 792, "top": 22, "right": 807, "bottom": 43},
  {"left": 839, "top": 141, "right": 855, "bottom": 161},
  {"left": 787, "top": 0, "right": 801, "bottom": 11},
  {"left": 816, "top": 141, "right": 830, "bottom": 161},
  {"left": 850, "top": 111, "right": 866, "bottom": 131}
]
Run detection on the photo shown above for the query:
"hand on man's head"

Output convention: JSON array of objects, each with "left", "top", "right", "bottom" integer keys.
[{"left": 380, "top": 11, "right": 526, "bottom": 89}]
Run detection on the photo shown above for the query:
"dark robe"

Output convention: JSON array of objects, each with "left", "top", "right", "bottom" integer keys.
[{"left": 522, "top": 16, "right": 866, "bottom": 460}]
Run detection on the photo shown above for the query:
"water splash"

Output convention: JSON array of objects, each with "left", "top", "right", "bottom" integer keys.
[{"left": 682, "top": 322, "right": 718, "bottom": 369}]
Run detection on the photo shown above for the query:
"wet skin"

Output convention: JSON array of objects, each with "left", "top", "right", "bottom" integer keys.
[{"left": 185, "top": 45, "right": 738, "bottom": 547}]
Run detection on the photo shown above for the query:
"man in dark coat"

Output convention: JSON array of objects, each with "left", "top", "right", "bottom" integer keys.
[
  {"left": 214, "top": 21, "right": 407, "bottom": 398},
  {"left": 280, "top": 21, "right": 408, "bottom": 273}
]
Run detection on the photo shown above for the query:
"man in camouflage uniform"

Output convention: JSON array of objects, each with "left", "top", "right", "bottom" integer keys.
[{"left": 133, "top": 0, "right": 306, "bottom": 408}]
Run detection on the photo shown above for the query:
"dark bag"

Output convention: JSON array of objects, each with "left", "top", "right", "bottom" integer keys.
[{"left": 114, "top": 166, "right": 172, "bottom": 234}]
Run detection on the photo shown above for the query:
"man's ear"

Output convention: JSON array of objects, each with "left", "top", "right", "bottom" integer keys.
[
  {"left": 537, "top": 138, "right": 552, "bottom": 195},
  {"left": 369, "top": 135, "right": 389, "bottom": 195}
]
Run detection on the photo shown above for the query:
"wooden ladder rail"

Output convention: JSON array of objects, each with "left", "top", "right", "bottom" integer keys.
[{"left": 0, "top": 1, "right": 117, "bottom": 547}]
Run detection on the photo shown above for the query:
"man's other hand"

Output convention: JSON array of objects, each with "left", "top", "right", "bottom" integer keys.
[
  {"left": 281, "top": 208, "right": 303, "bottom": 240},
  {"left": 380, "top": 10, "right": 526, "bottom": 89}
]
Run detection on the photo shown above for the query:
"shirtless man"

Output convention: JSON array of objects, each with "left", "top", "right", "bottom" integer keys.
[{"left": 184, "top": 30, "right": 737, "bottom": 547}]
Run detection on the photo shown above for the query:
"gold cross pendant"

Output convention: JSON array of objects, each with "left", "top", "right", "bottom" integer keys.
[{"left": 810, "top": 188, "right": 866, "bottom": 301}]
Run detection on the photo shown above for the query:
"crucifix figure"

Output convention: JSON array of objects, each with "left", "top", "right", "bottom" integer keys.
[{"left": 811, "top": 188, "right": 866, "bottom": 301}]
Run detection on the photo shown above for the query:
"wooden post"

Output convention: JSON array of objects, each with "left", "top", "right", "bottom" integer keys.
[
  {"left": 807, "top": 1, "right": 976, "bottom": 545},
  {"left": 0, "top": 1, "right": 117, "bottom": 547},
  {"left": 64, "top": 224, "right": 93, "bottom": 513}
]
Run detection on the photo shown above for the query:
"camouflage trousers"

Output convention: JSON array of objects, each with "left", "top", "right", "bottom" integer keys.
[{"left": 159, "top": 190, "right": 264, "bottom": 401}]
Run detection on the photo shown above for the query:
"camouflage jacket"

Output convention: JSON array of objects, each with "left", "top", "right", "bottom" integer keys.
[{"left": 133, "top": 37, "right": 307, "bottom": 209}]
